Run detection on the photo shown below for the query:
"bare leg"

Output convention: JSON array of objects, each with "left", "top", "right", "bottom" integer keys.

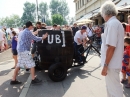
[
  {"left": 13, "top": 55, "right": 18, "bottom": 68},
  {"left": 12, "top": 67, "right": 20, "bottom": 81},
  {"left": 30, "top": 67, "right": 35, "bottom": 80},
  {"left": 122, "top": 72, "right": 127, "bottom": 80}
]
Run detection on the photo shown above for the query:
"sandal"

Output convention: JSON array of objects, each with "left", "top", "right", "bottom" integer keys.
[{"left": 121, "top": 79, "right": 128, "bottom": 84}]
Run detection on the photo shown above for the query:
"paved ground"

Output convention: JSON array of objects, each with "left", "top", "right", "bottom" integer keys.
[
  {"left": 0, "top": 50, "right": 29, "bottom": 97},
  {"left": 26, "top": 54, "right": 130, "bottom": 97},
  {"left": 0, "top": 49, "right": 12, "bottom": 62},
  {"left": 0, "top": 50, "right": 130, "bottom": 97}
]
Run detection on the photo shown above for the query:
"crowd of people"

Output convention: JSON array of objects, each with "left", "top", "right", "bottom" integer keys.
[{"left": 0, "top": 1, "right": 130, "bottom": 97}]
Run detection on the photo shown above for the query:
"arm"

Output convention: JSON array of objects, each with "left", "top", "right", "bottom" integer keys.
[
  {"left": 102, "top": 24, "right": 118, "bottom": 76},
  {"left": 14, "top": 37, "right": 18, "bottom": 41},
  {"left": 27, "top": 31, "right": 42, "bottom": 42},
  {"left": 77, "top": 38, "right": 83, "bottom": 44},
  {"left": 105, "top": 45, "right": 115, "bottom": 65}
]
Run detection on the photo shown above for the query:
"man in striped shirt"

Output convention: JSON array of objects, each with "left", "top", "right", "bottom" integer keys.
[{"left": 10, "top": 21, "right": 48, "bottom": 85}]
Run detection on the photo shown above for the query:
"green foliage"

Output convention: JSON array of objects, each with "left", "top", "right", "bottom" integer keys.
[
  {"left": 49, "top": 0, "right": 59, "bottom": 15},
  {"left": 58, "top": 0, "right": 69, "bottom": 19},
  {"left": 21, "top": 2, "right": 36, "bottom": 25},
  {"left": 52, "top": 14, "right": 63, "bottom": 25},
  {"left": 0, "top": 14, "right": 21, "bottom": 27},
  {"left": 63, "top": 20, "right": 68, "bottom": 25},
  {"left": 50, "top": 0, "right": 69, "bottom": 19},
  {"left": 39, "top": 2, "right": 48, "bottom": 22},
  {"left": 45, "top": 19, "right": 52, "bottom": 26}
]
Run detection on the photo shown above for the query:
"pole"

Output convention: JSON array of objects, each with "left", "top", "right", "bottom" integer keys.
[{"left": 36, "top": 0, "right": 39, "bottom": 21}]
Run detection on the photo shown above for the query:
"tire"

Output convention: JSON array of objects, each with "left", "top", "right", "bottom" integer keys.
[{"left": 48, "top": 63, "right": 67, "bottom": 82}]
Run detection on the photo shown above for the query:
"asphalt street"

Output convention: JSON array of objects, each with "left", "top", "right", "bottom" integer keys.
[
  {"left": 0, "top": 49, "right": 29, "bottom": 97},
  {"left": 0, "top": 49, "right": 130, "bottom": 97}
]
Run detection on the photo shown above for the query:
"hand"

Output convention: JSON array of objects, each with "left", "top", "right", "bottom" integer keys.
[
  {"left": 36, "top": 29, "right": 41, "bottom": 32},
  {"left": 34, "top": 29, "right": 41, "bottom": 35},
  {"left": 42, "top": 33, "right": 48, "bottom": 40},
  {"left": 101, "top": 66, "right": 108, "bottom": 76}
]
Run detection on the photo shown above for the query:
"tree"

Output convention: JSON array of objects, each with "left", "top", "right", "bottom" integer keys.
[
  {"left": 58, "top": 0, "right": 69, "bottom": 19},
  {"left": 21, "top": 2, "right": 36, "bottom": 25},
  {"left": 52, "top": 14, "right": 63, "bottom": 25},
  {"left": 0, "top": 14, "right": 21, "bottom": 27},
  {"left": 50, "top": 0, "right": 69, "bottom": 19},
  {"left": 68, "top": 17, "right": 75, "bottom": 25},
  {"left": 46, "top": 19, "right": 52, "bottom": 26},
  {"left": 49, "top": 0, "right": 60, "bottom": 15},
  {"left": 39, "top": 2, "right": 48, "bottom": 22}
]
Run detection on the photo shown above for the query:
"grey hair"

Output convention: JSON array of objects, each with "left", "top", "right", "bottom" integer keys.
[{"left": 100, "top": 0, "right": 118, "bottom": 17}]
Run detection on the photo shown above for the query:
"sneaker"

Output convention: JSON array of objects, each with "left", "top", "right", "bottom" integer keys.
[
  {"left": 25, "top": 69, "right": 30, "bottom": 73},
  {"left": 31, "top": 78, "right": 42, "bottom": 84},
  {"left": 121, "top": 79, "right": 128, "bottom": 84},
  {"left": 125, "top": 83, "right": 130, "bottom": 88},
  {"left": 10, "top": 80, "right": 22, "bottom": 85}
]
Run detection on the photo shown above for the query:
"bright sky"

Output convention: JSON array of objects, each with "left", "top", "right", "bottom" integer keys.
[{"left": 0, "top": 0, "right": 75, "bottom": 18}]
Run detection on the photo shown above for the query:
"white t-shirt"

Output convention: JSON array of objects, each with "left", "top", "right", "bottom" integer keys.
[
  {"left": 74, "top": 30, "right": 87, "bottom": 45},
  {"left": 101, "top": 16, "right": 124, "bottom": 69},
  {"left": 9, "top": 30, "right": 13, "bottom": 38},
  {"left": 87, "top": 27, "right": 93, "bottom": 37}
]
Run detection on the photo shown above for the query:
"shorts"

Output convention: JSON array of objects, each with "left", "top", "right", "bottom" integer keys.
[
  {"left": 17, "top": 51, "right": 35, "bottom": 69},
  {"left": 12, "top": 49, "right": 18, "bottom": 55},
  {"left": 122, "top": 63, "right": 130, "bottom": 76}
]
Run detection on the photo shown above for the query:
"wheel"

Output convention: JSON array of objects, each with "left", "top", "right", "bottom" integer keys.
[{"left": 48, "top": 63, "right": 67, "bottom": 82}]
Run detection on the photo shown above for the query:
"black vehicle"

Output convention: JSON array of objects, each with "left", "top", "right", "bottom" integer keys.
[{"left": 34, "top": 30, "right": 100, "bottom": 82}]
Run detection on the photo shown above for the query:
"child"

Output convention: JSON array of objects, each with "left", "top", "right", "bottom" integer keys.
[
  {"left": 11, "top": 31, "right": 18, "bottom": 69},
  {"left": 121, "top": 37, "right": 130, "bottom": 88}
]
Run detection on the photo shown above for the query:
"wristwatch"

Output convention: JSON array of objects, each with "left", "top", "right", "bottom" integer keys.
[{"left": 104, "top": 64, "right": 108, "bottom": 67}]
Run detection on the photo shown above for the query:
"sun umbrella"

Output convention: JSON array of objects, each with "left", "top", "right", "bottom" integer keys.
[{"left": 76, "top": 19, "right": 94, "bottom": 23}]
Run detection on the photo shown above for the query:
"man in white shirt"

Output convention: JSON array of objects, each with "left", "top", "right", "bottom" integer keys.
[
  {"left": 100, "top": 1, "right": 124, "bottom": 97},
  {"left": 74, "top": 26, "right": 87, "bottom": 63}
]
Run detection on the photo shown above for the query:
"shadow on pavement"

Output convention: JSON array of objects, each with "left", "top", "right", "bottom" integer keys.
[
  {"left": 0, "top": 69, "right": 12, "bottom": 76},
  {"left": 123, "top": 86, "right": 130, "bottom": 97},
  {"left": 0, "top": 61, "right": 13, "bottom": 65},
  {"left": 0, "top": 70, "right": 29, "bottom": 97},
  {"left": 26, "top": 65, "right": 101, "bottom": 97}
]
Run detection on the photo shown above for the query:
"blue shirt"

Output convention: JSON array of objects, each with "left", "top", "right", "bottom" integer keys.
[
  {"left": 17, "top": 28, "right": 42, "bottom": 52},
  {"left": 12, "top": 36, "right": 17, "bottom": 50}
]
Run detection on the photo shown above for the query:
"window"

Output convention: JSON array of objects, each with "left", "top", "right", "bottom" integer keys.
[
  {"left": 76, "top": 3, "right": 78, "bottom": 10},
  {"left": 82, "top": 0, "right": 84, "bottom": 5},
  {"left": 78, "top": 1, "right": 80, "bottom": 9},
  {"left": 80, "top": 0, "right": 82, "bottom": 7}
]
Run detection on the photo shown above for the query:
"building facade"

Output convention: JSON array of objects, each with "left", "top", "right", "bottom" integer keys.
[{"left": 74, "top": 0, "right": 130, "bottom": 25}]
